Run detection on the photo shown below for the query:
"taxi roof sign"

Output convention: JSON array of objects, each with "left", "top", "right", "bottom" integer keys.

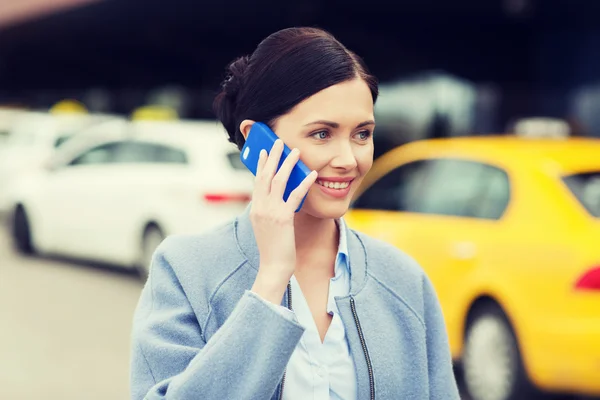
[
  {"left": 131, "top": 105, "right": 179, "bottom": 121},
  {"left": 50, "top": 100, "right": 88, "bottom": 114}
]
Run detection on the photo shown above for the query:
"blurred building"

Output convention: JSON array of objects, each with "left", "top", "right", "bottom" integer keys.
[{"left": 1, "top": 0, "right": 600, "bottom": 141}]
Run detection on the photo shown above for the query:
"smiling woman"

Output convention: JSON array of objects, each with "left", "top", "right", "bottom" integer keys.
[
  {"left": 130, "top": 27, "right": 460, "bottom": 400},
  {"left": 238, "top": 78, "right": 376, "bottom": 219}
]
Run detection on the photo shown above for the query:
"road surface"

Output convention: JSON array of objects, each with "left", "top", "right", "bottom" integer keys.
[{"left": 0, "top": 222, "right": 143, "bottom": 400}]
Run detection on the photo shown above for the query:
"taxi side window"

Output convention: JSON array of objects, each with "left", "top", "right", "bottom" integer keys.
[
  {"left": 68, "top": 142, "right": 121, "bottom": 166},
  {"left": 155, "top": 144, "right": 187, "bottom": 164},
  {"left": 351, "top": 160, "right": 431, "bottom": 211},
  {"left": 113, "top": 142, "right": 187, "bottom": 164},
  {"left": 418, "top": 159, "right": 510, "bottom": 219},
  {"left": 352, "top": 158, "right": 510, "bottom": 220},
  {"left": 474, "top": 165, "right": 511, "bottom": 219}
]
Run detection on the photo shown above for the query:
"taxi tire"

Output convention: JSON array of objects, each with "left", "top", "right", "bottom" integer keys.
[
  {"left": 12, "top": 206, "right": 34, "bottom": 255},
  {"left": 136, "top": 224, "right": 165, "bottom": 281},
  {"left": 463, "top": 303, "right": 544, "bottom": 400}
]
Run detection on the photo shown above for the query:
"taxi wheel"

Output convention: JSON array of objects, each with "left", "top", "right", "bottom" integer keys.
[
  {"left": 12, "top": 206, "right": 34, "bottom": 255},
  {"left": 136, "top": 224, "right": 165, "bottom": 281},
  {"left": 463, "top": 303, "right": 542, "bottom": 400}
]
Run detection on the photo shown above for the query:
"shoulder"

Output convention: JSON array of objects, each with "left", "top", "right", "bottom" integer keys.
[
  {"left": 150, "top": 220, "right": 247, "bottom": 303},
  {"left": 156, "top": 221, "right": 243, "bottom": 270}
]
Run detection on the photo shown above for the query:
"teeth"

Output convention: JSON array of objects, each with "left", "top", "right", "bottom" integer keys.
[{"left": 317, "top": 180, "right": 350, "bottom": 189}]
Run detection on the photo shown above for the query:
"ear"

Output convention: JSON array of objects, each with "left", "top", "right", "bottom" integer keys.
[{"left": 239, "top": 119, "right": 255, "bottom": 140}]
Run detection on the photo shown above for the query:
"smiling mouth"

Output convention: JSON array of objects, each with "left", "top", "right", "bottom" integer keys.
[{"left": 316, "top": 180, "right": 353, "bottom": 190}]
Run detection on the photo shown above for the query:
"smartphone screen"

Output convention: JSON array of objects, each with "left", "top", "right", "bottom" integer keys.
[{"left": 240, "top": 122, "right": 311, "bottom": 211}]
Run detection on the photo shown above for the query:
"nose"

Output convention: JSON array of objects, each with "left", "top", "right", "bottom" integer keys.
[{"left": 330, "top": 141, "right": 358, "bottom": 170}]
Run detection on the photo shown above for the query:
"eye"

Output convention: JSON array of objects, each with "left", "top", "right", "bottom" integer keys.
[
  {"left": 356, "top": 130, "right": 372, "bottom": 140},
  {"left": 311, "top": 130, "right": 330, "bottom": 140}
]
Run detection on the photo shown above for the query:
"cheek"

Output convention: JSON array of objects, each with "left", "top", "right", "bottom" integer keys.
[
  {"left": 356, "top": 145, "right": 374, "bottom": 174},
  {"left": 359, "top": 157, "right": 373, "bottom": 173},
  {"left": 297, "top": 148, "right": 330, "bottom": 171}
]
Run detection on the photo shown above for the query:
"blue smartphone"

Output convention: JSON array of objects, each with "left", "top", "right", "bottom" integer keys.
[{"left": 240, "top": 122, "right": 311, "bottom": 212}]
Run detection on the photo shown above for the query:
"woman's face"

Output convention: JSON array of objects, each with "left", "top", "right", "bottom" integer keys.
[{"left": 243, "top": 78, "right": 375, "bottom": 219}]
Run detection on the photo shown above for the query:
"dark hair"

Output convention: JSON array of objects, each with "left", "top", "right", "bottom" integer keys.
[{"left": 213, "top": 27, "right": 379, "bottom": 150}]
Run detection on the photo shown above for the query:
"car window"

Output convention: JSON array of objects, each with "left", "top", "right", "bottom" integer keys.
[
  {"left": 417, "top": 159, "right": 510, "bottom": 219},
  {"left": 352, "top": 158, "right": 510, "bottom": 220},
  {"left": 472, "top": 165, "right": 511, "bottom": 219},
  {"left": 68, "top": 142, "right": 121, "bottom": 166},
  {"left": 563, "top": 172, "right": 600, "bottom": 218},
  {"left": 155, "top": 144, "right": 187, "bottom": 164},
  {"left": 112, "top": 142, "right": 156, "bottom": 163},
  {"left": 113, "top": 141, "right": 188, "bottom": 164},
  {"left": 54, "top": 135, "right": 73, "bottom": 148},
  {"left": 351, "top": 160, "right": 431, "bottom": 211},
  {"left": 226, "top": 151, "right": 246, "bottom": 170}
]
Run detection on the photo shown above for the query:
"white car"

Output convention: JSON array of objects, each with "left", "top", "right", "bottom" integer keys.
[
  {"left": 0, "top": 108, "right": 27, "bottom": 147},
  {"left": 7, "top": 119, "right": 254, "bottom": 277},
  {"left": 0, "top": 111, "right": 123, "bottom": 213}
]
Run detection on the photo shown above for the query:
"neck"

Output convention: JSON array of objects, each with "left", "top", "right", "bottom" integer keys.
[{"left": 293, "top": 210, "right": 338, "bottom": 256}]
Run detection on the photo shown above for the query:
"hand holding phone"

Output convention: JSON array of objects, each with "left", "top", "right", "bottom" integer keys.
[
  {"left": 240, "top": 122, "right": 313, "bottom": 212},
  {"left": 242, "top": 126, "right": 318, "bottom": 305}
]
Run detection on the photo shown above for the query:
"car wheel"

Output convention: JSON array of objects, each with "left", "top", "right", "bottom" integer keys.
[
  {"left": 137, "top": 224, "right": 165, "bottom": 281},
  {"left": 12, "top": 206, "right": 34, "bottom": 255},
  {"left": 463, "top": 303, "right": 542, "bottom": 400}
]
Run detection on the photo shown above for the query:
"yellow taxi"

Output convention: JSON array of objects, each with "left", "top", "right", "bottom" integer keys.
[{"left": 345, "top": 136, "right": 600, "bottom": 400}]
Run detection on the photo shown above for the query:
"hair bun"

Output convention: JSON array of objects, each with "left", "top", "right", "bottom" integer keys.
[
  {"left": 214, "top": 55, "right": 251, "bottom": 149},
  {"left": 222, "top": 55, "right": 250, "bottom": 99}
]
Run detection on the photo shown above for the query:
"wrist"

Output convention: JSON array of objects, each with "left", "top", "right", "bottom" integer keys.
[{"left": 251, "top": 271, "right": 290, "bottom": 305}]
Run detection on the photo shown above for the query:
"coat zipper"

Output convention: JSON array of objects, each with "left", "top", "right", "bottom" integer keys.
[
  {"left": 350, "top": 296, "right": 375, "bottom": 400},
  {"left": 278, "top": 282, "right": 293, "bottom": 400},
  {"left": 278, "top": 288, "right": 375, "bottom": 400}
]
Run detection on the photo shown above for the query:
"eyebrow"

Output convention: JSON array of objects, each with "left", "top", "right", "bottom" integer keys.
[{"left": 304, "top": 120, "right": 375, "bottom": 129}]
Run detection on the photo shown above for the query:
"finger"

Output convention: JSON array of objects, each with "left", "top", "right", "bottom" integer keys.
[
  {"left": 255, "top": 149, "right": 267, "bottom": 177},
  {"left": 253, "top": 149, "right": 269, "bottom": 195},
  {"left": 261, "top": 139, "right": 284, "bottom": 181},
  {"left": 286, "top": 170, "right": 318, "bottom": 210},
  {"left": 270, "top": 148, "right": 300, "bottom": 197}
]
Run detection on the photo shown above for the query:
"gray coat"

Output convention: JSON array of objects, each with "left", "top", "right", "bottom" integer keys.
[{"left": 130, "top": 206, "right": 460, "bottom": 400}]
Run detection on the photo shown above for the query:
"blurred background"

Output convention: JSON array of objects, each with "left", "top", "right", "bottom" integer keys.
[{"left": 1, "top": 0, "right": 599, "bottom": 399}]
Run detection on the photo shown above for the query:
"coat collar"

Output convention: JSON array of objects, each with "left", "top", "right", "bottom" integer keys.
[{"left": 233, "top": 204, "right": 368, "bottom": 296}]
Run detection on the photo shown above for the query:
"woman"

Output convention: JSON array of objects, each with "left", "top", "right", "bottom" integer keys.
[{"left": 130, "top": 27, "right": 460, "bottom": 400}]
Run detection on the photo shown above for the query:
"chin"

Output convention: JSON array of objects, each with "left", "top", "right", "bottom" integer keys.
[{"left": 299, "top": 198, "right": 351, "bottom": 220}]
